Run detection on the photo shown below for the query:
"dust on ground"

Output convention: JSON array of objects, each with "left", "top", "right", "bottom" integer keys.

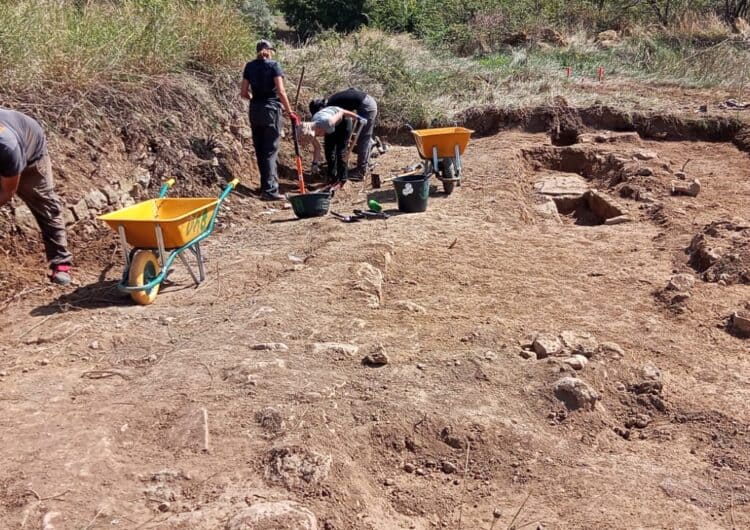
[{"left": 2, "top": 110, "right": 750, "bottom": 529}]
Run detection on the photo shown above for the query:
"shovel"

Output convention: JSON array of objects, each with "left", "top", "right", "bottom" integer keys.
[{"left": 371, "top": 163, "right": 424, "bottom": 189}]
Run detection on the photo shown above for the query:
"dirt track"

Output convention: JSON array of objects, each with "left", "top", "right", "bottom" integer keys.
[{"left": 1, "top": 126, "right": 750, "bottom": 529}]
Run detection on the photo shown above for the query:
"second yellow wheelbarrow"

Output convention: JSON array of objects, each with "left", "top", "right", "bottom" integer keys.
[
  {"left": 98, "top": 178, "right": 239, "bottom": 305},
  {"left": 411, "top": 126, "right": 473, "bottom": 195}
]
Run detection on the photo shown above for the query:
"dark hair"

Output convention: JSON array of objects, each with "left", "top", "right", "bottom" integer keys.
[{"left": 309, "top": 98, "right": 327, "bottom": 116}]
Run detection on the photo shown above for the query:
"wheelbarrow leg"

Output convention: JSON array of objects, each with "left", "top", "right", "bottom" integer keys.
[
  {"left": 178, "top": 252, "right": 201, "bottom": 286},
  {"left": 191, "top": 242, "right": 206, "bottom": 283},
  {"left": 117, "top": 225, "right": 131, "bottom": 271}
]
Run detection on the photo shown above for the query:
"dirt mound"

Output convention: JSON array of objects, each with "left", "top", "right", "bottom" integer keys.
[{"left": 688, "top": 220, "right": 750, "bottom": 284}]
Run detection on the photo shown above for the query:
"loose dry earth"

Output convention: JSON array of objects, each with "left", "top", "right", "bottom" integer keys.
[{"left": 2, "top": 113, "right": 750, "bottom": 529}]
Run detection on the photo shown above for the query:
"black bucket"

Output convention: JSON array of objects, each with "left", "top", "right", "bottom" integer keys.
[
  {"left": 392, "top": 174, "right": 429, "bottom": 213},
  {"left": 286, "top": 191, "right": 331, "bottom": 218}
]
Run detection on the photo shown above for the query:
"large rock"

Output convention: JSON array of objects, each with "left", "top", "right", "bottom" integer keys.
[
  {"left": 671, "top": 179, "right": 701, "bottom": 197},
  {"left": 84, "top": 189, "right": 109, "bottom": 211},
  {"left": 560, "top": 330, "right": 598, "bottom": 358},
  {"left": 532, "top": 333, "right": 562, "bottom": 358},
  {"left": 12, "top": 203, "right": 37, "bottom": 234},
  {"left": 534, "top": 174, "right": 588, "bottom": 201},
  {"left": 226, "top": 501, "right": 318, "bottom": 530},
  {"left": 732, "top": 310, "right": 750, "bottom": 337},
  {"left": 71, "top": 198, "right": 90, "bottom": 221},
  {"left": 553, "top": 377, "right": 599, "bottom": 410}
]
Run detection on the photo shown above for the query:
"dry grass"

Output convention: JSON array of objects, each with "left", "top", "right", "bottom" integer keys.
[{"left": 0, "top": 0, "right": 256, "bottom": 93}]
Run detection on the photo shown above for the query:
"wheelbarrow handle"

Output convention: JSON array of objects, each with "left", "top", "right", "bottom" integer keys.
[{"left": 158, "top": 178, "right": 177, "bottom": 198}]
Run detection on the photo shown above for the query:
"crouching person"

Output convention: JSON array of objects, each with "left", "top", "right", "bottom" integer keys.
[
  {"left": 0, "top": 108, "right": 73, "bottom": 285},
  {"left": 310, "top": 106, "right": 366, "bottom": 184}
]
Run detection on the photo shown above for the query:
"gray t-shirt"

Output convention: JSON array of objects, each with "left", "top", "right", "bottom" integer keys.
[
  {"left": 0, "top": 108, "right": 46, "bottom": 177},
  {"left": 312, "top": 106, "right": 343, "bottom": 135}
]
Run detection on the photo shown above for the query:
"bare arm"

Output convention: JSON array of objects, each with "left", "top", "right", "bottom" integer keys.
[
  {"left": 311, "top": 136, "right": 322, "bottom": 164},
  {"left": 0, "top": 175, "right": 20, "bottom": 207},
  {"left": 240, "top": 79, "right": 250, "bottom": 100},
  {"left": 274, "top": 76, "right": 293, "bottom": 116}
]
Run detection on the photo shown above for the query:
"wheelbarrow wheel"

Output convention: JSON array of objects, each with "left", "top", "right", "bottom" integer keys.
[
  {"left": 440, "top": 158, "right": 457, "bottom": 195},
  {"left": 128, "top": 250, "right": 161, "bottom": 305}
]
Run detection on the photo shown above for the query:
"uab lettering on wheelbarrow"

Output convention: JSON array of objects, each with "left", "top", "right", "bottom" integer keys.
[{"left": 98, "top": 178, "right": 239, "bottom": 305}]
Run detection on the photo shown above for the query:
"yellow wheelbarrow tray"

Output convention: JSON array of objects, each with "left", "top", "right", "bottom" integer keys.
[
  {"left": 98, "top": 178, "right": 239, "bottom": 305},
  {"left": 410, "top": 126, "right": 473, "bottom": 195}
]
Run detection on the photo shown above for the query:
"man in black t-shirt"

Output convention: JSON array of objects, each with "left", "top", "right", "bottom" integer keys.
[
  {"left": 0, "top": 108, "right": 73, "bottom": 285},
  {"left": 309, "top": 88, "right": 378, "bottom": 181},
  {"left": 241, "top": 40, "right": 298, "bottom": 201}
]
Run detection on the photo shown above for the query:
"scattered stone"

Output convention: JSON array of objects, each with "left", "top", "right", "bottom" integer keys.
[
  {"left": 731, "top": 311, "right": 750, "bottom": 337},
  {"left": 642, "top": 363, "right": 662, "bottom": 382},
  {"left": 440, "top": 427, "right": 466, "bottom": 449},
  {"left": 615, "top": 382, "right": 626, "bottom": 392},
  {"left": 559, "top": 331, "right": 597, "bottom": 358},
  {"left": 158, "top": 502, "right": 171, "bottom": 513},
  {"left": 633, "top": 150, "right": 658, "bottom": 161},
  {"left": 604, "top": 214, "right": 632, "bottom": 225},
  {"left": 84, "top": 189, "right": 109, "bottom": 211},
  {"left": 265, "top": 446, "right": 331, "bottom": 490},
  {"left": 89, "top": 340, "right": 101, "bottom": 350},
  {"left": 636, "top": 167, "right": 654, "bottom": 177},
  {"left": 394, "top": 300, "right": 427, "bottom": 313},
  {"left": 416, "top": 363, "right": 425, "bottom": 370},
  {"left": 310, "top": 343, "right": 359, "bottom": 357},
  {"left": 628, "top": 414, "right": 651, "bottom": 429},
  {"left": 535, "top": 199, "right": 562, "bottom": 222},
  {"left": 252, "top": 343, "right": 289, "bottom": 352},
  {"left": 12, "top": 203, "right": 37, "bottom": 234},
  {"left": 519, "top": 349, "right": 536, "bottom": 360},
  {"left": 441, "top": 461, "right": 458, "bottom": 474},
  {"left": 532, "top": 333, "right": 562, "bottom": 358},
  {"left": 553, "top": 377, "right": 599, "bottom": 411},
  {"left": 675, "top": 171, "right": 687, "bottom": 180},
  {"left": 415, "top": 468, "right": 427, "bottom": 476},
  {"left": 671, "top": 179, "right": 701, "bottom": 197},
  {"left": 72, "top": 199, "right": 89, "bottom": 221},
  {"left": 0, "top": 370, "right": 7, "bottom": 377},
  {"left": 226, "top": 501, "right": 318, "bottom": 530},
  {"left": 562, "top": 355, "right": 588, "bottom": 371},
  {"left": 614, "top": 426, "right": 631, "bottom": 440},
  {"left": 352, "top": 262, "right": 383, "bottom": 309},
  {"left": 493, "top": 508, "right": 503, "bottom": 519},
  {"left": 40, "top": 358, "right": 49, "bottom": 366},
  {"left": 363, "top": 346, "right": 389, "bottom": 367},
  {"left": 384, "top": 478, "right": 395, "bottom": 486},
  {"left": 598, "top": 342, "right": 625, "bottom": 358},
  {"left": 666, "top": 273, "right": 695, "bottom": 292},
  {"left": 288, "top": 254, "right": 304, "bottom": 264},
  {"left": 403, "top": 463, "right": 416, "bottom": 473}
]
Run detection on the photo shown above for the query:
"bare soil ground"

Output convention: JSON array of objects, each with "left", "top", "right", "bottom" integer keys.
[{"left": 2, "top": 106, "right": 750, "bottom": 529}]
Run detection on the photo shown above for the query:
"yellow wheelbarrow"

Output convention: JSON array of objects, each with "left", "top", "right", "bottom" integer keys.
[
  {"left": 99, "top": 178, "right": 239, "bottom": 305},
  {"left": 411, "top": 127, "right": 473, "bottom": 195}
]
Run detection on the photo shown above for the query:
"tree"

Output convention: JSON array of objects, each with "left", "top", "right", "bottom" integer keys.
[{"left": 278, "top": 0, "right": 368, "bottom": 38}]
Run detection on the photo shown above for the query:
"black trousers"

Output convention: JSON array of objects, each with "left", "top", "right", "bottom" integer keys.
[
  {"left": 324, "top": 118, "right": 352, "bottom": 182},
  {"left": 249, "top": 101, "right": 282, "bottom": 194}
]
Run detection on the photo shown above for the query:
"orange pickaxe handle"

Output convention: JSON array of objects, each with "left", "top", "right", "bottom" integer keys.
[{"left": 295, "top": 156, "right": 305, "bottom": 194}]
